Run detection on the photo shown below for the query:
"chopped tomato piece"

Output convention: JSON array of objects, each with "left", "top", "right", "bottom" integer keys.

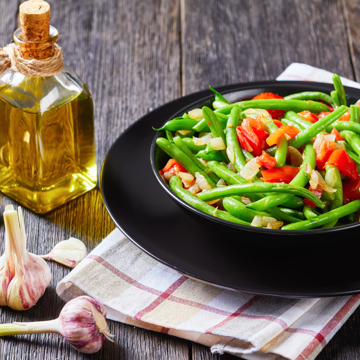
[
  {"left": 237, "top": 118, "right": 269, "bottom": 156},
  {"left": 315, "top": 140, "right": 337, "bottom": 170},
  {"left": 304, "top": 184, "right": 323, "bottom": 207},
  {"left": 236, "top": 126, "right": 253, "bottom": 153},
  {"left": 273, "top": 120, "right": 283, "bottom": 128},
  {"left": 342, "top": 175, "right": 360, "bottom": 204},
  {"left": 261, "top": 166, "right": 300, "bottom": 183},
  {"left": 330, "top": 127, "right": 344, "bottom": 141},
  {"left": 251, "top": 92, "right": 285, "bottom": 119},
  {"left": 266, "top": 126, "right": 300, "bottom": 146},
  {"left": 298, "top": 111, "right": 318, "bottom": 123},
  {"left": 162, "top": 159, "right": 187, "bottom": 174},
  {"left": 326, "top": 149, "right": 358, "bottom": 180},
  {"left": 317, "top": 111, "right": 330, "bottom": 120},
  {"left": 338, "top": 110, "right": 350, "bottom": 121},
  {"left": 257, "top": 151, "right": 276, "bottom": 170}
]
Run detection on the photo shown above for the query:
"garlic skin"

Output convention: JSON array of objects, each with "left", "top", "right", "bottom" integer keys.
[
  {"left": 0, "top": 205, "right": 51, "bottom": 310},
  {"left": 0, "top": 296, "right": 113, "bottom": 354},
  {"left": 41, "top": 238, "right": 87, "bottom": 268},
  {"left": 59, "top": 296, "right": 113, "bottom": 354}
]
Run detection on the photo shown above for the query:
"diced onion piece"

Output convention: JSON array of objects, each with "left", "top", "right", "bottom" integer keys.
[
  {"left": 317, "top": 170, "right": 337, "bottom": 193},
  {"left": 259, "top": 115, "right": 273, "bottom": 126},
  {"left": 188, "top": 184, "right": 201, "bottom": 195},
  {"left": 164, "top": 172, "right": 173, "bottom": 181},
  {"left": 322, "top": 134, "right": 336, "bottom": 142},
  {"left": 193, "top": 133, "right": 213, "bottom": 145},
  {"left": 244, "top": 108, "right": 270, "bottom": 117},
  {"left": 266, "top": 221, "right": 284, "bottom": 229},
  {"left": 198, "top": 158, "right": 208, "bottom": 167},
  {"left": 251, "top": 215, "right": 263, "bottom": 227},
  {"left": 178, "top": 172, "right": 194, "bottom": 182},
  {"left": 216, "top": 178, "right": 227, "bottom": 187},
  {"left": 261, "top": 216, "right": 277, "bottom": 226},
  {"left": 183, "top": 180, "right": 196, "bottom": 188},
  {"left": 309, "top": 169, "right": 319, "bottom": 189},
  {"left": 334, "top": 141, "right": 345, "bottom": 150},
  {"left": 188, "top": 108, "right": 203, "bottom": 120},
  {"left": 207, "top": 199, "right": 220, "bottom": 205},
  {"left": 227, "top": 162, "right": 236, "bottom": 172},
  {"left": 195, "top": 172, "right": 212, "bottom": 190},
  {"left": 199, "top": 132, "right": 211, "bottom": 138},
  {"left": 213, "top": 207, "right": 218, "bottom": 217},
  {"left": 313, "top": 135, "right": 323, "bottom": 151},
  {"left": 240, "top": 159, "right": 260, "bottom": 182},
  {"left": 284, "top": 133, "right": 291, "bottom": 140},
  {"left": 210, "top": 137, "right": 226, "bottom": 150},
  {"left": 227, "top": 143, "right": 235, "bottom": 164},
  {"left": 324, "top": 167, "right": 337, "bottom": 187},
  {"left": 306, "top": 163, "right": 313, "bottom": 175},
  {"left": 241, "top": 196, "right": 252, "bottom": 205},
  {"left": 177, "top": 130, "right": 191, "bottom": 136},
  {"left": 288, "top": 146, "right": 303, "bottom": 166}
]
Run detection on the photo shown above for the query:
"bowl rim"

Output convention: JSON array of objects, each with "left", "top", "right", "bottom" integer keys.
[{"left": 150, "top": 80, "right": 360, "bottom": 236}]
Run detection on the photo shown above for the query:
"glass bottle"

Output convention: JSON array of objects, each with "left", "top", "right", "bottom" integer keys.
[{"left": 0, "top": 1, "right": 97, "bottom": 213}]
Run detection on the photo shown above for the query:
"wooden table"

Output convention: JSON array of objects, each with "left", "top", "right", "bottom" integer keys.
[{"left": 1, "top": 0, "right": 360, "bottom": 358}]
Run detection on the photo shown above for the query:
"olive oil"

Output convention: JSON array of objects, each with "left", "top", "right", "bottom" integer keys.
[{"left": 0, "top": 75, "right": 97, "bottom": 213}]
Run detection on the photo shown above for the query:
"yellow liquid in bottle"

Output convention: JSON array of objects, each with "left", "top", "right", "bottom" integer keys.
[{"left": 0, "top": 74, "right": 97, "bottom": 213}]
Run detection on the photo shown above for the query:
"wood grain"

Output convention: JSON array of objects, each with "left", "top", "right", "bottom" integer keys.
[{"left": 1, "top": 0, "right": 185, "bottom": 358}]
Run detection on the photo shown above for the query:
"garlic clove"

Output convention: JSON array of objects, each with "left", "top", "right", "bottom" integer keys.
[{"left": 41, "top": 238, "right": 87, "bottom": 268}]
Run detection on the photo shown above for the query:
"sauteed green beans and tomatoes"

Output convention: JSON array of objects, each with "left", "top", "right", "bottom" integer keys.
[{"left": 154, "top": 74, "right": 360, "bottom": 230}]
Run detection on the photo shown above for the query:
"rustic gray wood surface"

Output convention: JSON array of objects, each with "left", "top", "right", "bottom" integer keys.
[{"left": 1, "top": 0, "right": 360, "bottom": 359}]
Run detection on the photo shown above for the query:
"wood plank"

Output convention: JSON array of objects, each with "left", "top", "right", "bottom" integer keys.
[
  {"left": 1, "top": 0, "right": 186, "bottom": 358},
  {"left": 344, "top": 0, "right": 360, "bottom": 81},
  {"left": 182, "top": 0, "right": 354, "bottom": 95}
]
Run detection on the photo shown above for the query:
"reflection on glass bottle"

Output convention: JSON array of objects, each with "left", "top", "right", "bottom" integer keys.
[{"left": 0, "top": 25, "right": 97, "bottom": 213}]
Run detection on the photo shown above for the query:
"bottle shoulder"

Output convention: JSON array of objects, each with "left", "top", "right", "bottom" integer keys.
[{"left": 0, "top": 64, "right": 91, "bottom": 113}]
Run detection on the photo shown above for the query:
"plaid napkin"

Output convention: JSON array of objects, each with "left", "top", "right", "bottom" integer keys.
[{"left": 57, "top": 64, "right": 360, "bottom": 360}]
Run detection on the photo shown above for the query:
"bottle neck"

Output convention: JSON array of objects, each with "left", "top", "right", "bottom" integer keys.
[{"left": 13, "top": 26, "right": 59, "bottom": 60}]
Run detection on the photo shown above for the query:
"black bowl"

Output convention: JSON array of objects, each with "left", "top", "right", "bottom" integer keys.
[{"left": 150, "top": 81, "right": 360, "bottom": 245}]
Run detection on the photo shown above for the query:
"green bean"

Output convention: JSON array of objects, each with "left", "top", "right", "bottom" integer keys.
[
  {"left": 169, "top": 176, "right": 251, "bottom": 226},
  {"left": 325, "top": 121, "right": 360, "bottom": 134},
  {"left": 265, "top": 146, "right": 277, "bottom": 157},
  {"left": 333, "top": 74, "right": 347, "bottom": 106},
  {"left": 277, "top": 207, "right": 306, "bottom": 220},
  {"left": 202, "top": 107, "right": 229, "bottom": 162},
  {"left": 340, "top": 130, "right": 360, "bottom": 157},
  {"left": 321, "top": 165, "right": 343, "bottom": 228},
  {"left": 275, "top": 136, "right": 288, "bottom": 168},
  {"left": 209, "top": 85, "right": 230, "bottom": 104},
  {"left": 177, "top": 130, "right": 195, "bottom": 138},
  {"left": 350, "top": 105, "right": 360, "bottom": 123},
  {"left": 281, "top": 197, "right": 304, "bottom": 209},
  {"left": 196, "top": 149, "right": 226, "bottom": 162},
  {"left": 213, "top": 100, "right": 230, "bottom": 110},
  {"left": 181, "top": 138, "right": 206, "bottom": 153},
  {"left": 282, "top": 200, "right": 360, "bottom": 230},
  {"left": 284, "top": 91, "right": 336, "bottom": 108},
  {"left": 156, "top": 137, "right": 216, "bottom": 187},
  {"left": 283, "top": 111, "right": 312, "bottom": 129},
  {"left": 303, "top": 205, "right": 319, "bottom": 220},
  {"left": 321, "top": 191, "right": 335, "bottom": 201},
  {"left": 266, "top": 207, "right": 302, "bottom": 223},
  {"left": 226, "top": 107, "right": 246, "bottom": 171},
  {"left": 215, "top": 99, "right": 329, "bottom": 116},
  {"left": 197, "top": 182, "right": 325, "bottom": 208},
  {"left": 246, "top": 142, "right": 315, "bottom": 211},
  {"left": 242, "top": 149, "right": 255, "bottom": 160},
  {"left": 155, "top": 120, "right": 201, "bottom": 132},
  {"left": 262, "top": 119, "right": 288, "bottom": 168},
  {"left": 192, "top": 112, "right": 229, "bottom": 132},
  {"left": 290, "top": 106, "right": 348, "bottom": 149},
  {"left": 165, "top": 130, "right": 174, "bottom": 143},
  {"left": 223, "top": 197, "right": 266, "bottom": 222},
  {"left": 173, "top": 136, "right": 219, "bottom": 183},
  {"left": 281, "top": 118, "right": 306, "bottom": 131},
  {"left": 330, "top": 91, "right": 340, "bottom": 108}
]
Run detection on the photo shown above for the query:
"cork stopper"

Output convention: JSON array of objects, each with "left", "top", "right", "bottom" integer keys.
[{"left": 18, "top": 0, "right": 53, "bottom": 59}]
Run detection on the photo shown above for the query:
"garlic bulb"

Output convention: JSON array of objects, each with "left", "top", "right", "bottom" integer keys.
[
  {"left": 41, "top": 238, "right": 87, "bottom": 268},
  {"left": 0, "top": 205, "right": 51, "bottom": 310},
  {"left": 0, "top": 296, "right": 114, "bottom": 354}
]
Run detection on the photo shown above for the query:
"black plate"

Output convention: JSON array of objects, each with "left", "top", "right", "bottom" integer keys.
[{"left": 101, "top": 81, "right": 360, "bottom": 298}]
